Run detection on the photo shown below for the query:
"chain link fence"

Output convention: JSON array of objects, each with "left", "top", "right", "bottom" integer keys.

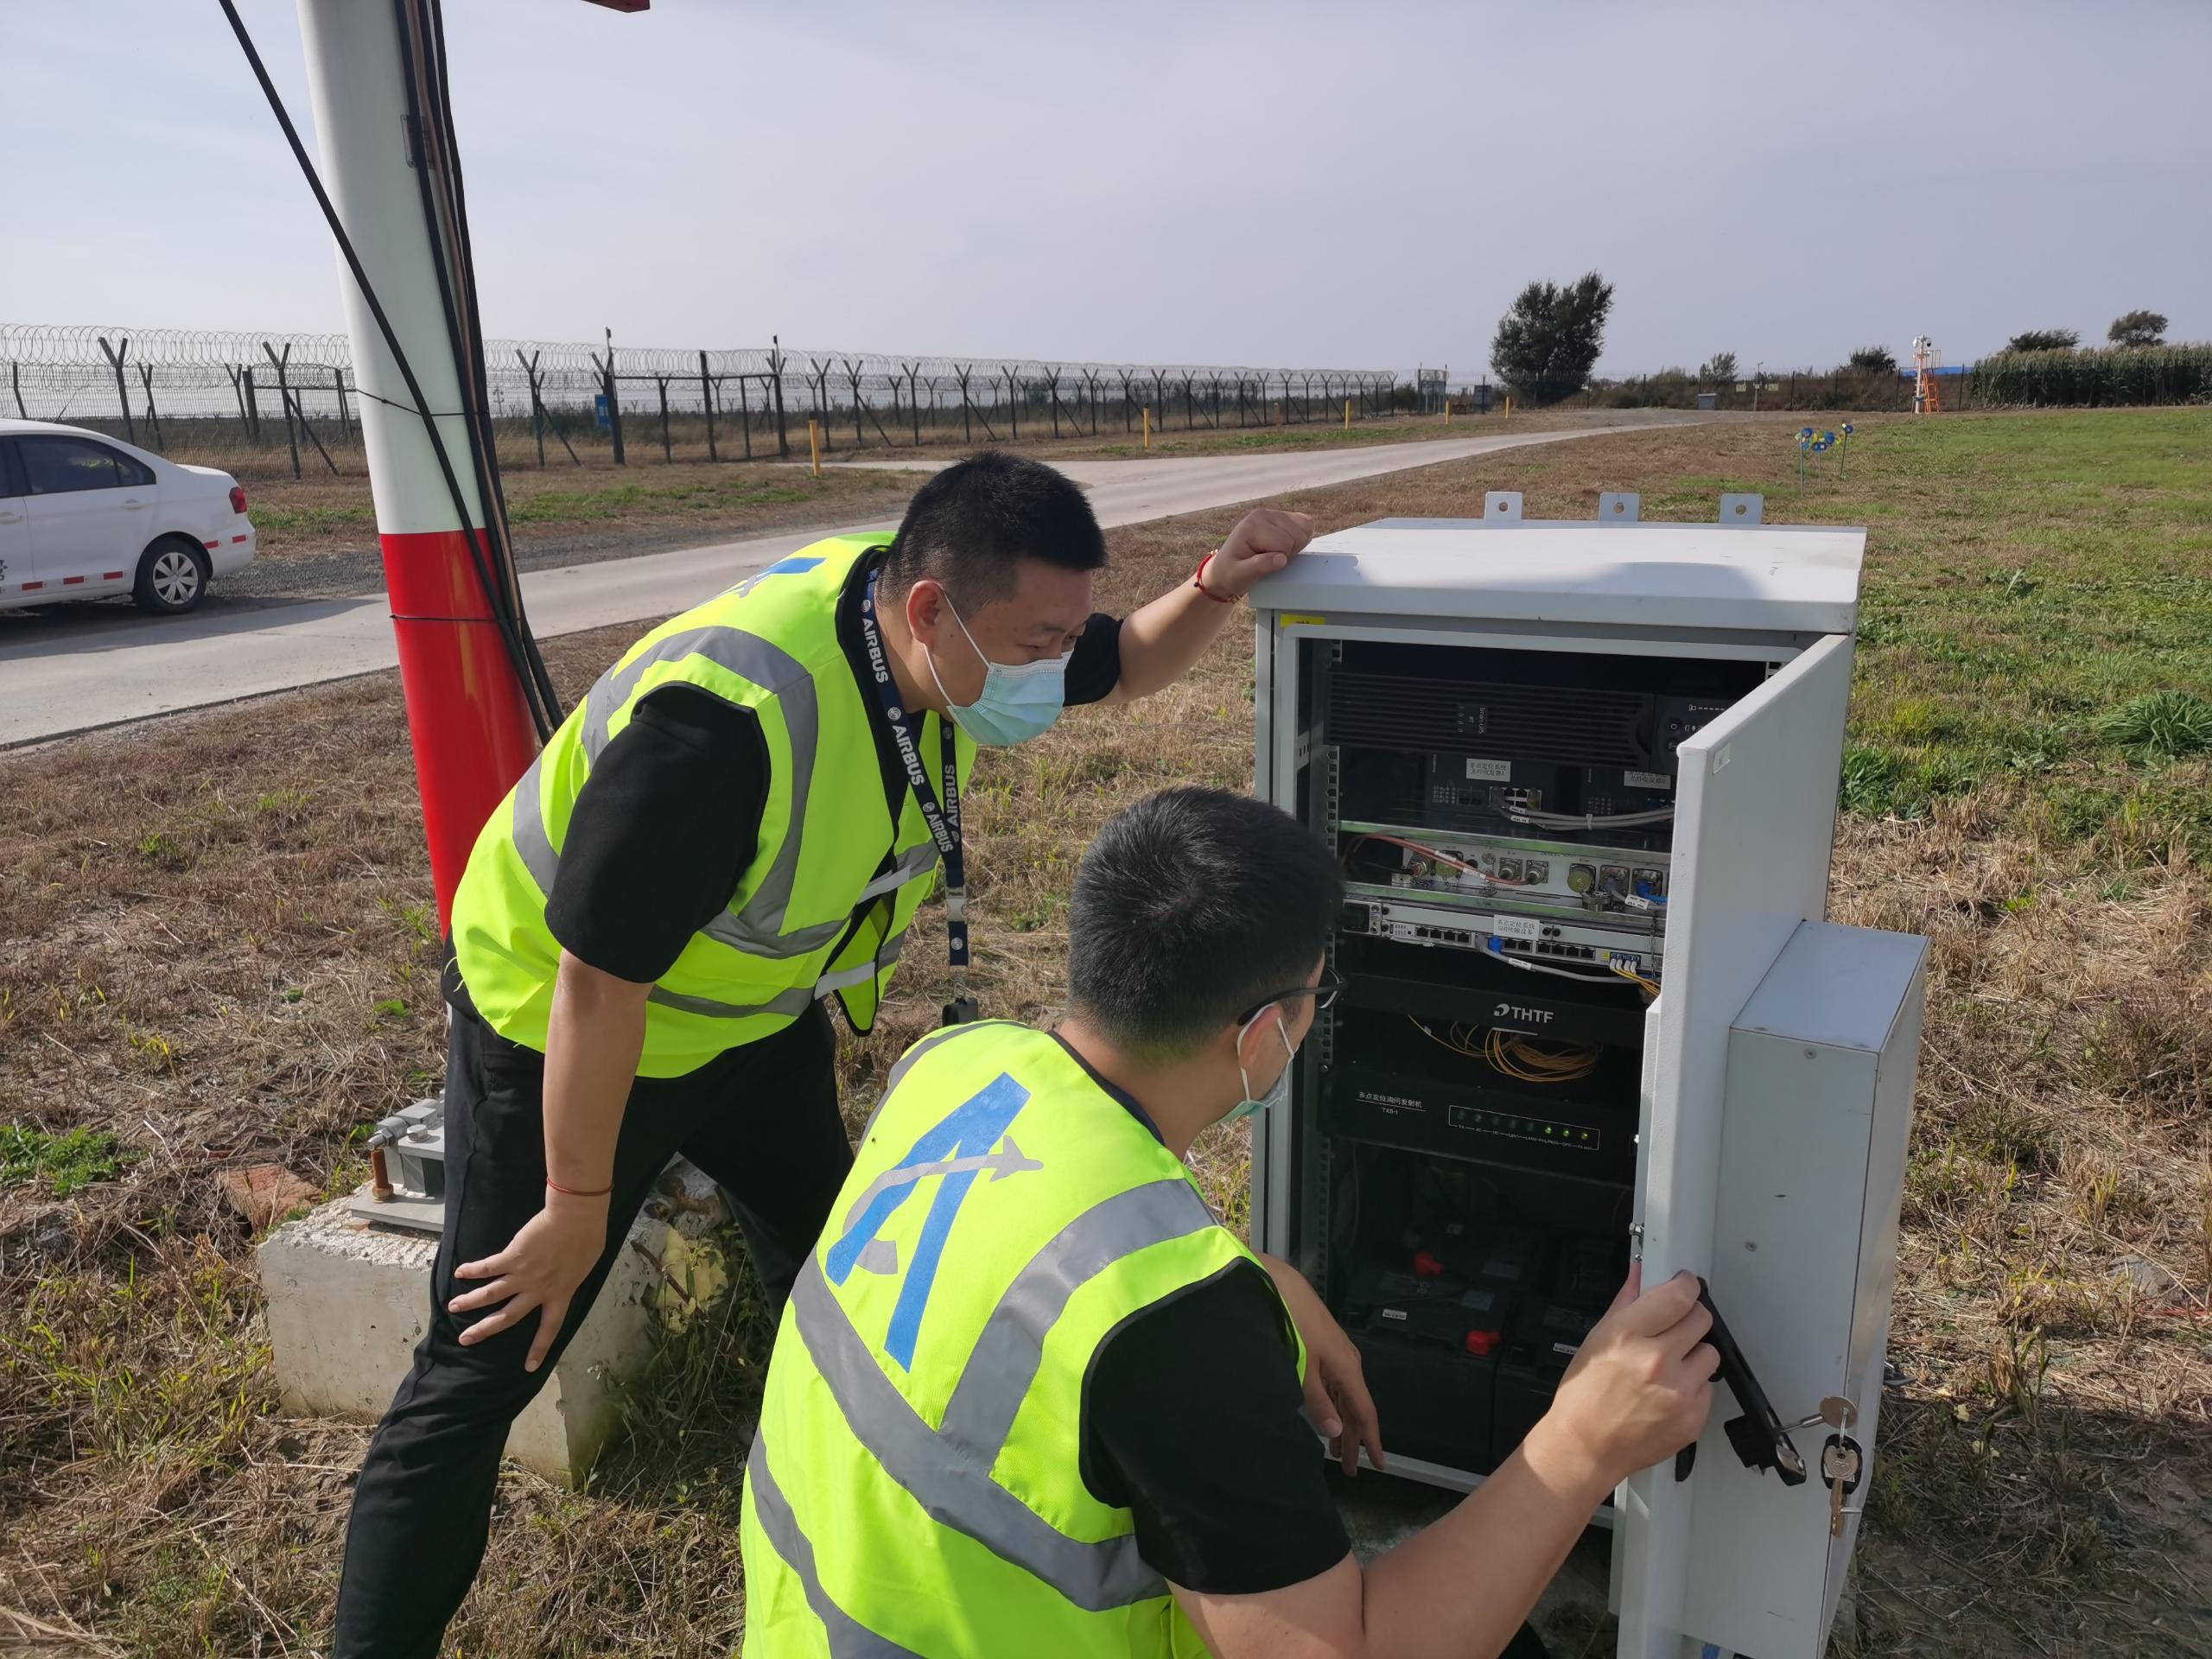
[{"left": 0, "top": 322, "right": 1404, "bottom": 474}]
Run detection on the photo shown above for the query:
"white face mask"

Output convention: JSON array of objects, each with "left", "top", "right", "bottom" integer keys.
[
  {"left": 1226, "top": 1007, "right": 1297, "bottom": 1123},
  {"left": 925, "top": 593, "right": 1071, "bottom": 747}
]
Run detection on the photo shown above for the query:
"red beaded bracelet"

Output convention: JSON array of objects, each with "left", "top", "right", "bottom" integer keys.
[
  {"left": 1192, "top": 551, "right": 1236, "bottom": 604},
  {"left": 546, "top": 1175, "right": 614, "bottom": 1198}
]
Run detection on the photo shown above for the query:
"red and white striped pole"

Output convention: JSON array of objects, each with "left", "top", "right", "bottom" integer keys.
[{"left": 295, "top": 0, "right": 538, "bottom": 931}]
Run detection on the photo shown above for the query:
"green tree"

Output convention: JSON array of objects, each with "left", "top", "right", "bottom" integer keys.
[
  {"left": 1490, "top": 272, "right": 1615, "bottom": 405},
  {"left": 1847, "top": 345, "right": 1897, "bottom": 373},
  {"left": 2005, "top": 328, "right": 2079, "bottom": 352},
  {"left": 1699, "top": 351, "right": 1738, "bottom": 383},
  {"left": 2107, "top": 309, "right": 2168, "bottom": 347}
]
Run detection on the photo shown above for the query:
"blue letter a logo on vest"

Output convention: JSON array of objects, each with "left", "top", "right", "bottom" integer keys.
[
  {"left": 726, "top": 553, "right": 824, "bottom": 601},
  {"left": 823, "top": 1073, "right": 1042, "bottom": 1370}
]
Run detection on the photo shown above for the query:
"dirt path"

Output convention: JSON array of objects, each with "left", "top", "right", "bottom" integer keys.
[{"left": 3, "top": 429, "right": 1628, "bottom": 747}]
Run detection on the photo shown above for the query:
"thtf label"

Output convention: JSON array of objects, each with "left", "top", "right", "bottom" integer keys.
[
  {"left": 1489, "top": 913, "right": 1541, "bottom": 942},
  {"left": 1463, "top": 757, "right": 1512, "bottom": 781},
  {"left": 1492, "top": 999, "right": 1557, "bottom": 1026},
  {"left": 1624, "top": 769, "right": 1674, "bottom": 791}
]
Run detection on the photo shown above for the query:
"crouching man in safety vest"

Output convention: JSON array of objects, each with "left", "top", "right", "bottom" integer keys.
[
  {"left": 331, "top": 454, "right": 1317, "bottom": 1658},
  {"left": 742, "top": 786, "right": 1718, "bottom": 1659}
]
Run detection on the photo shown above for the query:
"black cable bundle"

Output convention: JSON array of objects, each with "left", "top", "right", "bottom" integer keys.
[
  {"left": 395, "top": 0, "right": 563, "bottom": 730},
  {"left": 217, "top": 0, "right": 563, "bottom": 741}
]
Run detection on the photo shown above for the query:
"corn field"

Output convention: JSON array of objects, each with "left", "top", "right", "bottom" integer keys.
[{"left": 1967, "top": 345, "right": 2212, "bottom": 408}]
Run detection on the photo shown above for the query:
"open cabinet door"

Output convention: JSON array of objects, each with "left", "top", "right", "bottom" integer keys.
[{"left": 1613, "top": 631, "right": 1857, "bottom": 1659}]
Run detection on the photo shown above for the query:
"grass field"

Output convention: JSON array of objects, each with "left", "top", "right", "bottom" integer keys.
[{"left": 2, "top": 409, "right": 2208, "bottom": 1655}]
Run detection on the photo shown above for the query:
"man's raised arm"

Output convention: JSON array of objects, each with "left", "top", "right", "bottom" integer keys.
[{"left": 1102, "top": 507, "right": 1315, "bottom": 702}]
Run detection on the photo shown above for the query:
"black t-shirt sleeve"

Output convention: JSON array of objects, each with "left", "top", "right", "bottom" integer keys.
[
  {"left": 1083, "top": 1259, "right": 1352, "bottom": 1594},
  {"left": 543, "top": 683, "right": 769, "bottom": 984},
  {"left": 1065, "top": 613, "right": 1123, "bottom": 707}
]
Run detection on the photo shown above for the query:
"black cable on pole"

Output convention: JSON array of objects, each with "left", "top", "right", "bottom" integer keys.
[
  {"left": 393, "top": 0, "right": 562, "bottom": 724},
  {"left": 215, "top": 0, "right": 558, "bottom": 741},
  {"left": 413, "top": 0, "right": 512, "bottom": 604},
  {"left": 426, "top": 0, "right": 562, "bottom": 721}
]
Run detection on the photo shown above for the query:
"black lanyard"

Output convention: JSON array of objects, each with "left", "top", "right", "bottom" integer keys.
[{"left": 859, "top": 570, "right": 976, "bottom": 1023}]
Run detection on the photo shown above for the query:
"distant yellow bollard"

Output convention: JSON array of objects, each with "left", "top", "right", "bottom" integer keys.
[
  {"left": 1344, "top": 399, "right": 1351, "bottom": 430},
  {"left": 808, "top": 418, "right": 822, "bottom": 477},
  {"left": 1444, "top": 399, "right": 1452, "bottom": 425},
  {"left": 1503, "top": 396, "right": 1512, "bottom": 421},
  {"left": 1142, "top": 406, "right": 1151, "bottom": 450}
]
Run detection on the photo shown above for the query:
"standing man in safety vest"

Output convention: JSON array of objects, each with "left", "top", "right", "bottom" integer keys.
[
  {"left": 742, "top": 786, "right": 1718, "bottom": 1659},
  {"left": 332, "top": 453, "right": 1318, "bottom": 1658}
]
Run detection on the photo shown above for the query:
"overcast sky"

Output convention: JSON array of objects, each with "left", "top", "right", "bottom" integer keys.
[{"left": 5, "top": 2, "right": 2206, "bottom": 377}]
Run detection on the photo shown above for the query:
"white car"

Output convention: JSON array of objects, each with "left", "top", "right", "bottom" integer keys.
[{"left": 0, "top": 418, "right": 257, "bottom": 615}]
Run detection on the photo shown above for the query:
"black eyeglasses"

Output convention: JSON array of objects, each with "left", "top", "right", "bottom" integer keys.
[{"left": 1238, "top": 969, "right": 1346, "bottom": 1027}]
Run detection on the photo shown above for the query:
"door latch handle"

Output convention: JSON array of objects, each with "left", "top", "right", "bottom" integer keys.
[{"left": 1672, "top": 1278, "right": 1808, "bottom": 1485}]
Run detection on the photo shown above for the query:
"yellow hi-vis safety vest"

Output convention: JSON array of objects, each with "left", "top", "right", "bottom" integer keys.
[
  {"left": 449, "top": 535, "right": 971, "bottom": 1077},
  {"left": 741, "top": 1021, "right": 1306, "bottom": 1657}
]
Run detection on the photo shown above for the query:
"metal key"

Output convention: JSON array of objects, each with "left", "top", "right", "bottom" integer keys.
[{"left": 1789, "top": 1395, "right": 1859, "bottom": 1433}]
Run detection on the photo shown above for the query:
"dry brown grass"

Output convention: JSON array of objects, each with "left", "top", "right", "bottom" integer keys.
[
  {"left": 232, "top": 456, "right": 922, "bottom": 577},
  {"left": 174, "top": 406, "right": 1650, "bottom": 570},
  {"left": 168, "top": 406, "right": 1603, "bottom": 489},
  {"left": 191, "top": 410, "right": 1627, "bottom": 604},
  {"left": 3, "top": 412, "right": 2209, "bottom": 1655}
]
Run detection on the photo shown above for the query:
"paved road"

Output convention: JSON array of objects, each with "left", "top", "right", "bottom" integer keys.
[{"left": 2, "top": 428, "right": 1632, "bottom": 747}]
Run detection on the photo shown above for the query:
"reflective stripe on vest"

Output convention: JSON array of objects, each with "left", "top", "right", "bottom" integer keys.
[
  {"left": 641, "top": 930, "right": 906, "bottom": 1022},
  {"left": 745, "top": 1433, "right": 927, "bottom": 1659},
  {"left": 781, "top": 1172, "right": 1221, "bottom": 1613},
  {"left": 511, "top": 620, "right": 839, "bottom": 963},
  {"left": 931, "top": 1178, "right": 1221, "bottom": 1465}
]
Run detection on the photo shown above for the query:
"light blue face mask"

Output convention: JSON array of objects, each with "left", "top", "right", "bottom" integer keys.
[
  {"left": 1226, "top": 1007, "right": 1298, "bottom": 1123},
  {"left": 926, "top": 594, "right": 1070, "bottom": 747}
]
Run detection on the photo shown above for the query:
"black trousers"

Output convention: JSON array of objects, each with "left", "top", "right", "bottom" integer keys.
[{"left": 330, "top": 999, "right": 853, "bottom": 1659}]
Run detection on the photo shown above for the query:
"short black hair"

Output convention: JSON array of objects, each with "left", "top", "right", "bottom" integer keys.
[
  {"left": 1069, "top": 788, "right": 1344, "bottom": 1060},
  {"left": 880, "top": 450, "right": 1106, "bottom": 608}
]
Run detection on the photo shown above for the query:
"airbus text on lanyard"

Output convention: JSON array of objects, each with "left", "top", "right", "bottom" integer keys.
[{"left": 859, "top": 569, "right": 978, "bottom": 1027}]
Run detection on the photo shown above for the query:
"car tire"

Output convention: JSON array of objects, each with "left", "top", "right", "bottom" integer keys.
[{"left": 134, "top": 537, "right": 210, "bottom": 614}]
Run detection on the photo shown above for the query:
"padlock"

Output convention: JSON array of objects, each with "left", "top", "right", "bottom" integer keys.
[{"left": 1819, "top": 1433, "right": 1864, "bottom": 1539}]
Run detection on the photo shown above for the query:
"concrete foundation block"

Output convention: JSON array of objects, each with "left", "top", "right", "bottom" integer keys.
[{"left": 257, "top": 1160, "right": 731, "bottom": 1484}]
